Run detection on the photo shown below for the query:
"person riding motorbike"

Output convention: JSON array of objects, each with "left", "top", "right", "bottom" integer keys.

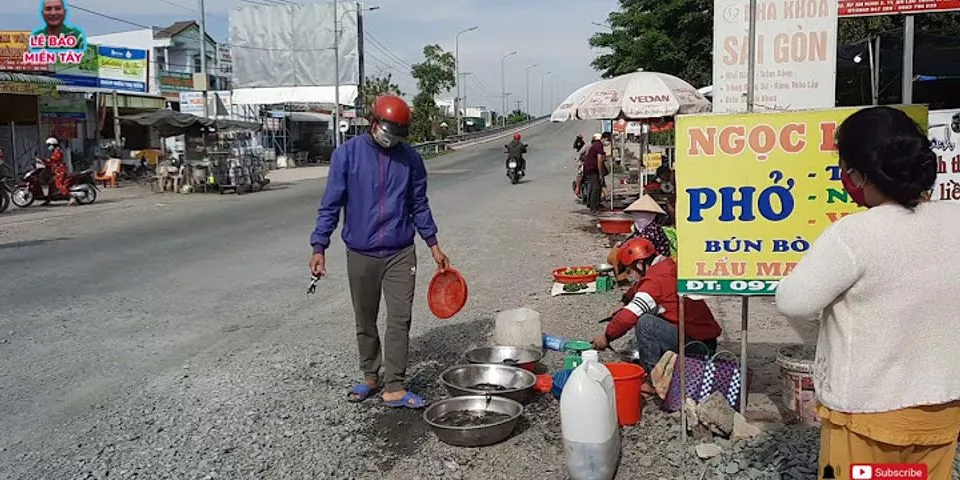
[
  {"left": 573, "top": 134, "right": 585, "bottom": 152},
  {"left": 43, "top": 137, "right": 74, "bottom": 205},
  {"left": 505, "top": 133, "right": 527, "bottom": 176}
]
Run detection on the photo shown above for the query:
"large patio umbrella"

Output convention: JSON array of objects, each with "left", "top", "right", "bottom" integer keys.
[
  {"left": 572, "top": 70, "right": 711, "bottom": 120},
  {"left": 550, "top": 80, "right": 600, "bottom": 122}
]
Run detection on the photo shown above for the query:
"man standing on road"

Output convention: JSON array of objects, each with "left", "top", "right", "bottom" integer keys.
[
  {"left": 309, "top": 95, "right": 451, "bottom": 409},
  {"left": 582, "top": 133, "right": 605, "bottom": 213}
]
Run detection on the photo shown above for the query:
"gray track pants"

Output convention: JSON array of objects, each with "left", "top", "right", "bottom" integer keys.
[{"left": 346, "top": 246, "right": 417, "bottom": 393}]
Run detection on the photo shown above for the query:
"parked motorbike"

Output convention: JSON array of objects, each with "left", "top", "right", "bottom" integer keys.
[
  {"left": 119, "top": 157, "right": 155, "bottom": 186},
  {"left": 572, "top": 163, "right": 587, "bottom": 203},
  {"left": 0, "top": 168, "right": 12, "bottom": 213},
  {"left": 11, "top": 159, "right": 99, "bottom": 207}
]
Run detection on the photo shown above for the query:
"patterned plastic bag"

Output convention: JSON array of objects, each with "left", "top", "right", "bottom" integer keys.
[{"left": 664, "top": 343, "right": 749, "bottom": 412}]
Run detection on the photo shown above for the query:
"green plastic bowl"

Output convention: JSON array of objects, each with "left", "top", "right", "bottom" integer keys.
[{"left": 564, "top": 340, "right": 592, "bottom": 352}]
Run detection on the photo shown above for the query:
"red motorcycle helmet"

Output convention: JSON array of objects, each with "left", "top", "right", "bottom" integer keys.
[
  {"left": 618, "top": 237, "right": 658, "bottom": 268},
  {"left": 513, "top": 133, "right": 521, "bottom": 140},
  {"left": 373, "top": 95, "right": 411, "bottom": 134}
]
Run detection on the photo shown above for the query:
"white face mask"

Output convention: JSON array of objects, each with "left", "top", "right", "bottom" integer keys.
[{"left": 630, "top": 212, "right": 657, "bottom": 231}]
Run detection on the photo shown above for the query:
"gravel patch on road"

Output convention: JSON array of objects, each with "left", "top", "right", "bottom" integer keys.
[{"left": 3, "top": 121, "right": 957, "bottom": 480}]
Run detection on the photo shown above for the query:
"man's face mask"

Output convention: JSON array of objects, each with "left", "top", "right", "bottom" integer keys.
[
  {"left": 47, "top": 144, "right": 56, "bottom": 152},
  {"left": 371, "top": 121, "right": 406, "bottom": 149}
]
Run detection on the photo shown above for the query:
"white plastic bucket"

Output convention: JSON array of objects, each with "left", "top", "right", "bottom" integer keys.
[{"left": 776, "top": 345, "right": 819, "bottom": 425}]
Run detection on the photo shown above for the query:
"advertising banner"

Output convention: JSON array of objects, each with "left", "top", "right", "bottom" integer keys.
[
  {"left": 839, "top": 0, "right": 960, "bottom": 16},
  {"left": 179, "top": 91, "right": 233, "bottom": 118},
  {"left": 712, "top": 0, "right": 838, "bottom": 113},
  {"left": 179, "top": 91, "right": 204, "bottom": 116},
  {"left": 96, "top": 46, "right": 147, "bottom": 92},
  {"left": 0, "top": 31, "right": 50, "bottom": 72},
  {"left": 928, "top": 109, "right": 960, "bottom": 201},
  {"left": 675, "top": 105, "right": 927, "bottom": 295},
  {"left": 55, "top": 44, "right": 148, "bottom": 93},
  {"left": 40, "top": 96, "right": 86, "bottom": 120}
]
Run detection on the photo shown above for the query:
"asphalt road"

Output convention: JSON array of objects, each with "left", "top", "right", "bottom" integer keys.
[{"left": 0, "top": 119, "right": 588, "bottom": 479}]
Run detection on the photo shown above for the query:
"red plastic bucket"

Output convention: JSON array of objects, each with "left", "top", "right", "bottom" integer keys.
[{"left": 606, "top": 362, "right": 647, "bottom": 426}]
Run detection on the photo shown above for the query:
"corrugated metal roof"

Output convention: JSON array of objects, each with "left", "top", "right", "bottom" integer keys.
[{"left": 0, "top": 72, "right": 63, "bottom": 85}]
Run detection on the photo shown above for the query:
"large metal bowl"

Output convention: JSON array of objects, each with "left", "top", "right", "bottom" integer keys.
[
  {"left": 422, "top": 395, "right": 523, "bottom": 447},
  {"left": 464, "top": 345, "right": 545, "bottom": 371},
  {"left": 440, "top": 364, "right": 537, "bottom": 404}
]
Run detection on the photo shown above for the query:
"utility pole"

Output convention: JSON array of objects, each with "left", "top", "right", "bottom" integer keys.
[
  {"left": 198, "top": 0, "right": 208, "bottom": 118},
  {"left": 356, "top": 2, "right": 365, "bottom": 119},
  {"left": 458, "top": 72, "right": 470, "bottom": 120},
  {"left": 903, "top": 16, "right": 914, "bottom": 104},
  {"left": 455, "top": 26, "right": 478, "bottom": 136},
  {"left": 333, "top": 0, "right": 341, "bottom": 147}
]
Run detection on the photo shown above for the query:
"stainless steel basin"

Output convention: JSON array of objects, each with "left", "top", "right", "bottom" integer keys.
[
  {"left": 439, "top": 364, "right": 537, "bottom": 404},
  {"left": 463, "top": 345, "right": 544, "bottom": 371},
  {"left": 422, "top": 395, "right": 523, "bottom": 447}
]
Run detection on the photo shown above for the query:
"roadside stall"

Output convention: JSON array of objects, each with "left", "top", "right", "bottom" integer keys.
[
  {"left": 551, "top": 70, "right": 711, "bottom": 212},
  {"left": 120, "top": 110, "right": 265, "bottom": 194}
]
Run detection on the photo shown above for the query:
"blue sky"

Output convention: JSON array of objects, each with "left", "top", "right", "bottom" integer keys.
[{"left": 2, "top": 0, "right": 619, "bottom": 114}]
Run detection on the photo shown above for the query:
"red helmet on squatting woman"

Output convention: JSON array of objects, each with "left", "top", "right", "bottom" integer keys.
[
  {"left": 617, "top": 237, "right": 658, "bottom": 269},
  {"left": 371, "top": 95, "right": 412, "bottom": 149}
]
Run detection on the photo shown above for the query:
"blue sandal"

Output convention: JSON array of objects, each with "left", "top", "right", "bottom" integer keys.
[
  {"left": 347, "top": 383, "right": 381, "bottom": 403},
  {"left": 384, "top": 391, "right": 428, "bottom": 409}
]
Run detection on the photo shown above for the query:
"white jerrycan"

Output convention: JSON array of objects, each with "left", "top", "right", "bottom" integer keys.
[
  {"left": 560, "top": 350, "right": 621, "bottom": 480},
  {"left": 494, "top": 307, "right": 542, "bottom": 349}
]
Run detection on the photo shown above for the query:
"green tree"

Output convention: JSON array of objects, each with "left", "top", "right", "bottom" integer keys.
[
  {"left": 506, "top": 109, "right": 527, "bottom": 125},
  {"left": 589, "top": 0, "right": 713, "bottom": 87},
  {"left": 360, "top": 74, "right": 403, "bottom": 118},
  {"left": 410, "top": 44, "right": 456, "bottom": 142},
  {"left": 591, "top": 0, "right": 960, "bottom": 88}
]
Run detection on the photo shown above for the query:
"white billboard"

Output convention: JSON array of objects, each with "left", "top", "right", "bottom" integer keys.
[
  {"left": 229, "top": 2, "right": 359, "bottom": 89},
  {"left": 712, "top": 0, "right": 838, "bottom": 112}
]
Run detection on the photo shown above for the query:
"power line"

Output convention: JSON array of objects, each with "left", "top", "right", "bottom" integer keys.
[
  {"left": 365, "top": 52, "right": 414, "bottom": 80},
  {"left": 364, "top": 32, "right": 411, "bottom": 69},
  {"left": 364, "top": 38, "right": 410, "bottom": 73},
  {"left": 469, "top": 73, "right": 491, "bottom": 96}
]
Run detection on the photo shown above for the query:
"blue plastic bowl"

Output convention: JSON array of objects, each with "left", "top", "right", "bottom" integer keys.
[{"left": 551, "top": 369, "right": 575, "bottom": 399}]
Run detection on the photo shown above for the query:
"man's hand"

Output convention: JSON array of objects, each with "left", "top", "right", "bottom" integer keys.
[
  {"left": 591, "top": 334, "right": 609, "bottom": 351},
  {"left": 309, "top": 253, "right": 326, "bottom": 277},
  {"left": 431, "top": 245, "right": 451, "bottom": 271}
]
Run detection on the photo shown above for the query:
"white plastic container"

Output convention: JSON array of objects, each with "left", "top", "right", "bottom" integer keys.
[
  {"left": 560, "top": 350, "right": 621, "bottom": 480},
  {"left": 494, "top": 308, "right": 542, "bottom": 349}
]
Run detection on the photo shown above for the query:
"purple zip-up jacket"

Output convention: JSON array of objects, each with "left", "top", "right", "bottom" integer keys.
[{"left": 310, "top": 134, "right": 439, "bottom": 258}]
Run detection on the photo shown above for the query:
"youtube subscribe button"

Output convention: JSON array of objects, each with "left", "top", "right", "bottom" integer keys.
[{"left": 850, "top": 464, "right": 928, "bottom": 479}]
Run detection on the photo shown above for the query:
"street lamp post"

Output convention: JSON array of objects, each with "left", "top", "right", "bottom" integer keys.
[
  {"left": 525, "top": 63, "right": 537, "bottom": 120},
  {"left": 540, "top": 71, "right": 551, "bottom": 116},
  {"left": 455, "top": 26, "right": 478, "bottom": 136},
  {"left": 501, "top": 50, "right": 517, "bottom": 127}
]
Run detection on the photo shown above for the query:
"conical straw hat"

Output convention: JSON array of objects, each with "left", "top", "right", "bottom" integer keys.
[{"left": 624, "top": 194, "right": 665, "bottom": 215}]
